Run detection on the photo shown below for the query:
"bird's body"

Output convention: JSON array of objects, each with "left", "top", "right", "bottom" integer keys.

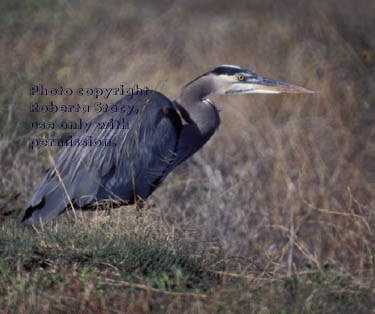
[{"left": 23, "top": 65, "right": 314, "bottom": 225}]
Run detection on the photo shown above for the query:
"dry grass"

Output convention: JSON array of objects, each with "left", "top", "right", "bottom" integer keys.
[{"left": 1, "top": 0, "right": 375, "bottom": 312}]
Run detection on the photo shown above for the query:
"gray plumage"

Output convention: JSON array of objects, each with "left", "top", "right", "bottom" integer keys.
[{"left": 23, "top": 65, "right": 314, "bottom": 225}]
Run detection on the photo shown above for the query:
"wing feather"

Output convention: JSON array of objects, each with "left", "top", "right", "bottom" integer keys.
[{"left": 23, "top": 91, "right": 182, "bottom": 225}]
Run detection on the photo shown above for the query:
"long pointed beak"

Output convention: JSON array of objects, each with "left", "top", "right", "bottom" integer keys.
[
  {"left": 225, "top": 76, "right": 315, "bottom": 95},
  {"left": 252, "top": 77, "right": 316, "bottom": 94}
]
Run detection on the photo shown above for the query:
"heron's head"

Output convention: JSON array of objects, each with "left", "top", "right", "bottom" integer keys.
[{"left": 207, "top": 65, "right": 315, "bottom": 95}]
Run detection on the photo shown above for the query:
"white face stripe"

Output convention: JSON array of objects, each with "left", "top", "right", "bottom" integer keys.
[
  {"left": 217, "top": 74, "right": 238, "bottom": 81},
  {"left": 219, "top": 64, "right": 242, "bottom": 69}
]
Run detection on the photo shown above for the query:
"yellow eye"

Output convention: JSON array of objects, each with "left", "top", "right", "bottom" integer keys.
[{"left": 238, "top": 74, "right": 245, "bottom": 81}]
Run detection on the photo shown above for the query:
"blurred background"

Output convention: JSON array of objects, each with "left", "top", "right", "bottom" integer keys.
[{"left": 1, "top": 0, "right": 374, "bottom": 275}]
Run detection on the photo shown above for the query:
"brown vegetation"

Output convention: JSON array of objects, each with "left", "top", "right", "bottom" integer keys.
[{"left": 0, "top": 0, "right": 374, "bottom": 312}]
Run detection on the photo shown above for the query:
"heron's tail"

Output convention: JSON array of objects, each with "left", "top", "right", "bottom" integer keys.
[{"left": 22, "top": 187, "right": 70, "bottom": 226}]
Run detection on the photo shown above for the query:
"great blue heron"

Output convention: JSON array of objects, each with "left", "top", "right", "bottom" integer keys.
[{"left": 23, "top": 65, "right": 314, "bottom": 225}]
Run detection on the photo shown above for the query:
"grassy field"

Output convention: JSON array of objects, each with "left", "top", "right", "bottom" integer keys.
[{"left": 1, "top": 0, "right": 375, "bottom": 312}]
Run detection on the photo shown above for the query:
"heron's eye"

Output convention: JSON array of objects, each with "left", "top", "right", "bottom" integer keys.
[{"left": 238, "top": 74, "right": 245, "bottom": 81}]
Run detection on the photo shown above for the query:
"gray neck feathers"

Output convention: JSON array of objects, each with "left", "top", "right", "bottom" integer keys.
[{"left": 174, "top": 74, "right": 221, "bottom": 138}]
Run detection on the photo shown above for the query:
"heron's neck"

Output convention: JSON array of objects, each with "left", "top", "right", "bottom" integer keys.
[{"left": 174, "top": 76, "right": 220, "bottom": 137}]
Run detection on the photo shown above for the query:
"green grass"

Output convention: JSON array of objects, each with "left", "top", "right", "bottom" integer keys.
[
  {"left": 1, "top": 210, "right": 374, "bottom": 313},
  {"left": 0, "top": 210, "right": 216, "bottom": 312}
]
